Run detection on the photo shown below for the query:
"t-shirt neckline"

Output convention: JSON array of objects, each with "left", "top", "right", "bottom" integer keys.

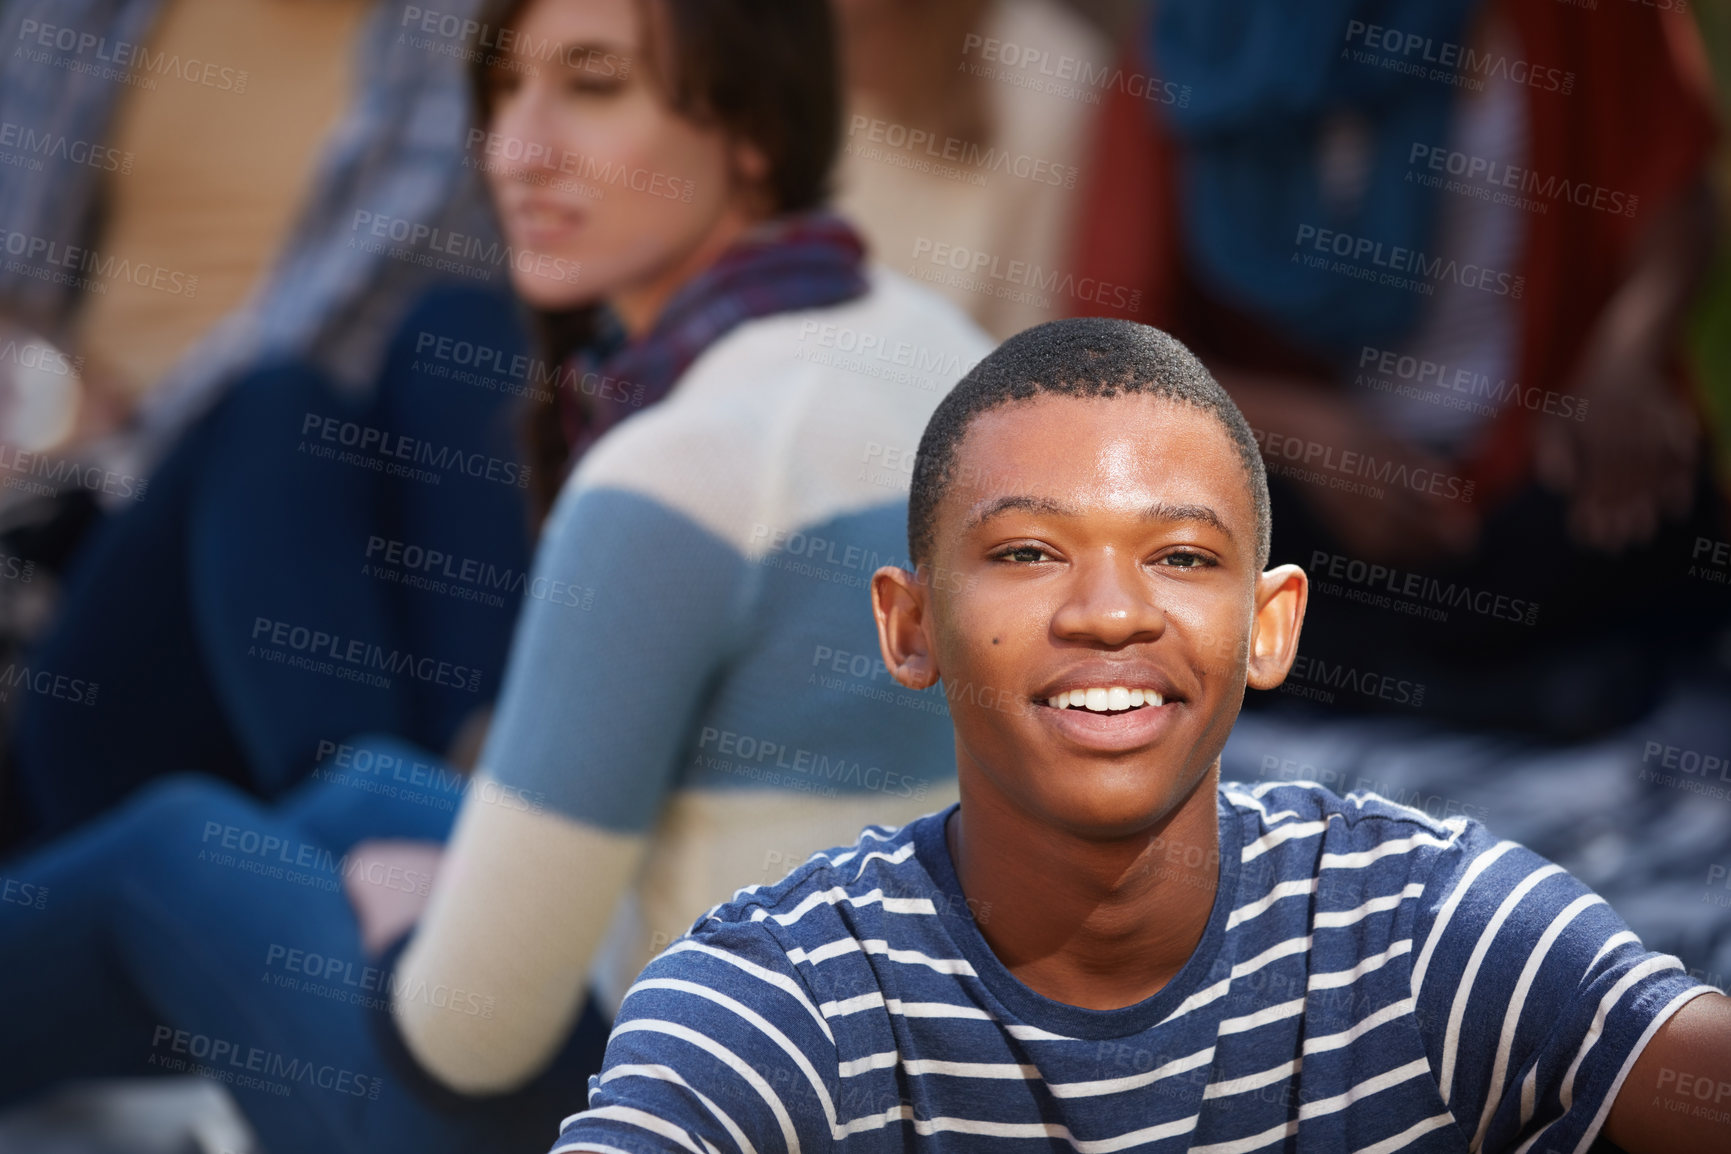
[{"left": 910, "top": 791, "right": 1244, "bottom": 1040}]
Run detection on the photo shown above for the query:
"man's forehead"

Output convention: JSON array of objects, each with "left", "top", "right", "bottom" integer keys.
[{"left": 945, "top": 395, "right": 1250, "bottom": 520}]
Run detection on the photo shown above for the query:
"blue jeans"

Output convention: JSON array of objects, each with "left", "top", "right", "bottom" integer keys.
[
  {"left": 0, "top": 740, "right": 606, "bottom": 1154},
  {"left": 9, "top": 284, "right": 537, "bottom": 847}
]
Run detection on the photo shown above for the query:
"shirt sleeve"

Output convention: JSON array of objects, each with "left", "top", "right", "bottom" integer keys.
[
  {"left": 552, "top": 918, "right": 842, "bottom": 1154},
  {"left": 391, "top": 468, "right": 763, "bottom": 1093},
  {"left": 1408, "top": 820, "right": 1716, "bottom": 1154}
]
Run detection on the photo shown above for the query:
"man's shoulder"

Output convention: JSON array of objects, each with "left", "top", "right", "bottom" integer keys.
[
  {"left": 1220, "top": 778, "right": 1483, "bottom": 885},
  {"left": 1222, "top": 777, "right": 1474, "bottom": 835}
]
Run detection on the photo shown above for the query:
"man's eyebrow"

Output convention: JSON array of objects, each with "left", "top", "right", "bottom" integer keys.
[
  {"left": 962, "top": 495, "right": 1235, "bottom": 542},
  {"left": 962, "top": 495, "right": 1074, "bottom": 533},
  {"left": 1144, "top": 501, "right": 1235, "bottom": 542}
]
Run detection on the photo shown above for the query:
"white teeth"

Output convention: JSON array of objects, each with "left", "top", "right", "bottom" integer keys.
[{"left": 1047, "top": 687, "right": 1165, "bottom": 713}]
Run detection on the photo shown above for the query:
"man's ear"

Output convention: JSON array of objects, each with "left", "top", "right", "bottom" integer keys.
[
  {"left": 872, "top": 565, "right": 939, "bottom": 690},
  {"left": 1246, "top": 564, "right": 1308, "bottom": 691}
]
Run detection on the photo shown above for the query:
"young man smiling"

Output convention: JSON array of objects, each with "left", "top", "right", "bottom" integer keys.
[{"left": 551, "top": 319, "right": 1731, "bottom": 1153}]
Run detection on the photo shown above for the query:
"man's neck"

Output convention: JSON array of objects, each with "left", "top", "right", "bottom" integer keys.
[{"left": 946, "top": 767, "right": 1223, "bottom": 1011}]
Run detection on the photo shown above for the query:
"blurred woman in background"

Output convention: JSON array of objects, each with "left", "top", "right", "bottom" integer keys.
[{"left": 0, "top": 0, "right": 990, "bottom": 1149}]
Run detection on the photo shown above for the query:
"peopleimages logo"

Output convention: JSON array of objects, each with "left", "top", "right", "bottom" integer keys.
[
  {"left": 0, "top": 120, "right": 132, "bottom": 173},
  {"left": 0, "top": 874, "right": 48, "bottom": 910},
  {"left": 364, "top": 534, "right": 592, "bottom": 610},
  {"left": 15, "top": 20, "right": 250, "bottom": 92},
  {"left": 348, "top": 210, "right": 582, "bottom": 285},
  {"left": 464, "top": 130, "right": 692, "bottom": 202},
  {"left": 400, "top": 5, "right": 631, "bottom": 75},
  {"left": 264, "top": 942, "right": 496, "bottom": 1019},
  {"left": 0, "top": 662, "right": 98, "bottom": 706},
  {"left": 0, "top": 440, "right": 147, "bottom": 502},
  {"left": 795, "top": 320, "right": 976, "bottom": 393},
  {"left": 149, "top": 1026, "right": 379, "bottom": 1099},
  {"left": 1252, "top": 426, "right": 1475, "bottom": 504},
  {"left": 959, "top": 33, "right": 1191, "bottom": 107},
  {"left": 1355, "top": 345, "right": 1587, "bottom": 423},
  {"left": 846, "top": 115, "right": 1077, "bottom": 188},
  {"left": 300, "top": 412, "right": 530, "bottom": 489},
  {"left": 1309, "top": 549, "right": 1539, "bottom": 626},
  {"left": 0, "top": 336, "right": 82, "bottom": 378},
  {"left": 249, "top": 617, "right": 483, "bottom": 693},
  {"left": 1407, "top": 143, "right": 1637, "bottom": 218},
  {"left": 1293, "top": 224, "right": 1523, "bottom": 298},
  {"left": 1341, "top": 19, "right": 1573, "bottom": 94},
  {"left": 0, "top": 228, "right": 198, "bottom": 298},
  {"left": 909, "top": 237, "right": 1143, "bottom": 312},
  {"left": 695, "top": 726, "right": 929, "bottom": 799},
  {"left": 1286, "top": 655, "right": 1425, "bottom": 708},
  {"left": 413, "top": 330, "right": 642, "bottom": 407}
]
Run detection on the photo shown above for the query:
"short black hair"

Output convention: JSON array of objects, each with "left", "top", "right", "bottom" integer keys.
[{"left": 907, "top": 317, "right": 1272, "bottom": 571}]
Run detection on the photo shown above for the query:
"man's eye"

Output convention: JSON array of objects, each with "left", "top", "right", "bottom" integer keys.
[
  {"left": 1160, "top": 550, "right": 1214, "bottom": 569},
  {"left": 996, "top": 546, "right": 1049, "bottom": 564}
]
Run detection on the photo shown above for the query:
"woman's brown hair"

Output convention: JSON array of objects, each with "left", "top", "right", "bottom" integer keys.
[{"left": 464, "top": 0, "right": 844, "bottom": 519}]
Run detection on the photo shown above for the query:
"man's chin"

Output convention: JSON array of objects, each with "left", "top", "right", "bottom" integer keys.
[{"left": 1016, "top": 774, "right": 1205, "bottom": 845}]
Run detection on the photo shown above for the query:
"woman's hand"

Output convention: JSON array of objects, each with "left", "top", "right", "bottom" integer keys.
[{"left": 341, "top": 839, "right": 446, "bottom": 956}]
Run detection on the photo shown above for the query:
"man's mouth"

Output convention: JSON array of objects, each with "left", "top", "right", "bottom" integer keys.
[{"left": 1042, "top": 687, "right": 1165, "bottom": 715}]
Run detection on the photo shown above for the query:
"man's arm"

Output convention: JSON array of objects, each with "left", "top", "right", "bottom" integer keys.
[
  {"left": 1405, "top": 823, "right": 1721, "bottom": 1153},
  {"left": 1604, "top": 990, "right": 1731, "bottom": 1153}
]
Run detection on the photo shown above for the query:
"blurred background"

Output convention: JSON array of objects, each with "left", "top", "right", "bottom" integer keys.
[{"left": 0, "top": 0, "right": 1726, "bottom": 1150}]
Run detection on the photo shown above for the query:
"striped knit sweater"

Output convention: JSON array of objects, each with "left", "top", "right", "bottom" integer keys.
[{"left": 391, "top": 267, "right": 994, "bottom": 1092}]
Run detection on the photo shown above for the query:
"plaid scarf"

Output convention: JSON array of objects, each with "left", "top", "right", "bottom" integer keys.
[{"left": 558, "top": 212, "right": 869, "bottom": 467}]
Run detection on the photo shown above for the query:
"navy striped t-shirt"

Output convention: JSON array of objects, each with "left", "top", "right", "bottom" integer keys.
[{"left": 551, "top": 782, "right": 1713, "bottom": 1153}]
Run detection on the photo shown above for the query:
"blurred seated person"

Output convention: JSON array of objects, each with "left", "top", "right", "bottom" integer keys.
[
  {"left": 0, "top": 0, "right": 536, "bottom": 847},
  {"left": 1069, "top": 0, "right": 1724, "bottom": 740},
  {"left": 0, "top": 0, "right": 503, "bottom": 603},
  {"left": 831, "top": 0, "right": 1110, "bottom": 339},
  {"left": 2, "top": 0, "right": 361, "bottom": 448},
  {"left": 0, "top": 1, "right": 990, "bottom": 1150}
]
